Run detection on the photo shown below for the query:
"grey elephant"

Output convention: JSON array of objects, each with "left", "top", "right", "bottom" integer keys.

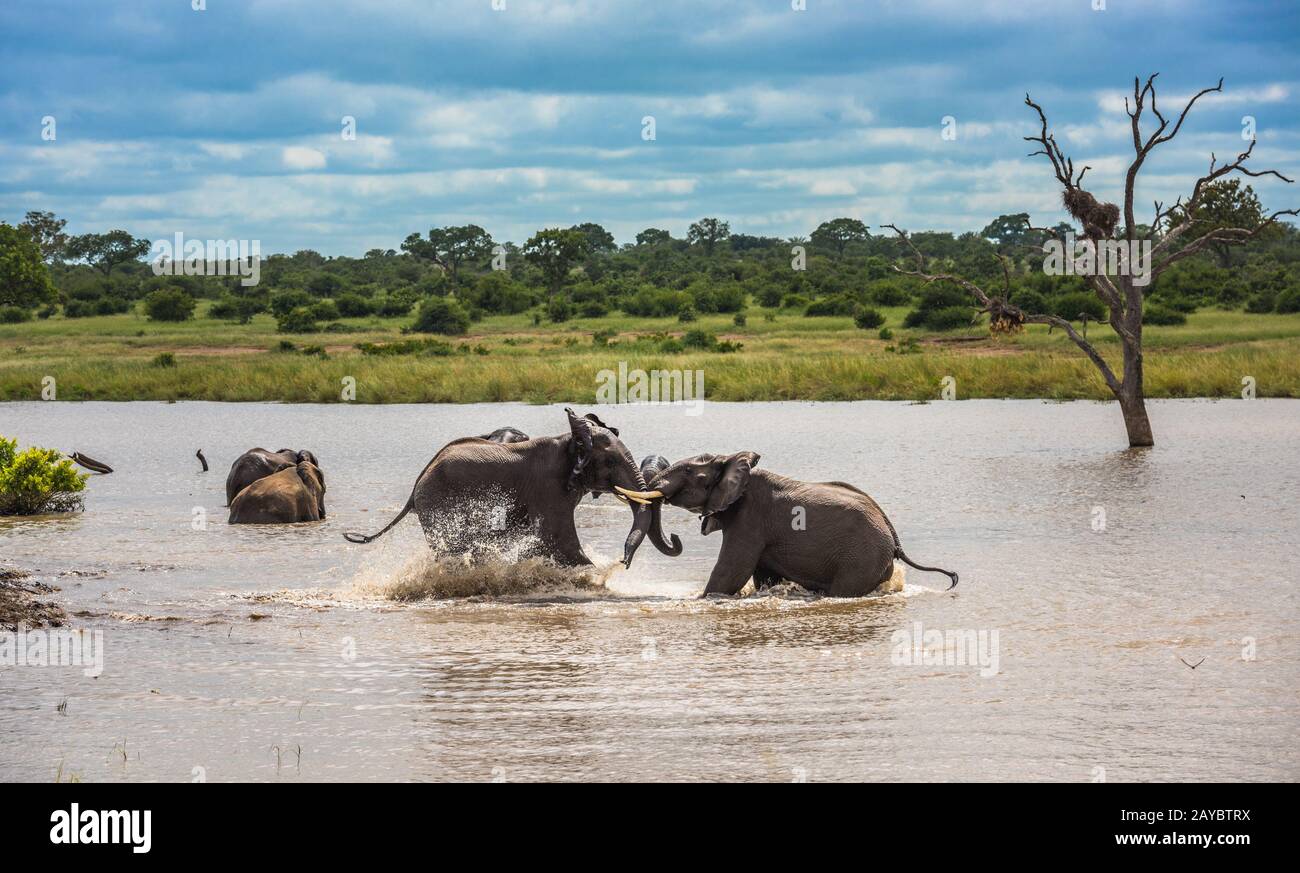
[
  {"left": 225, "top": 448, "right": 321, "bottom": 506},
  {"left": 229, "top": 461, "right": 326, "bottom": 524},
  {"left": 619, "top": 452, "right": 957, "bottom": 596},
  {"left": 479, "top": 427, "right": 530, "bottom": 443},
  {"left": 344, "top": 409, "right": 679, "bottom": 568}
]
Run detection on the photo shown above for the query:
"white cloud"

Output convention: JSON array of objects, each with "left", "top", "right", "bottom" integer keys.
[{"left": 282, "top": 146, "right": 327, "bottom": 170}]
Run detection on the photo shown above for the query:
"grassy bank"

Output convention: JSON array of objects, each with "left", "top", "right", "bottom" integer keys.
[{"left": 2, "top": 303, "right": 1298, "bottom": 402}]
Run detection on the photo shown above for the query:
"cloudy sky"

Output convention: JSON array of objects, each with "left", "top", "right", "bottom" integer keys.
[{"left": 1, "top": 0, "right": 1297, "bottom": 254}]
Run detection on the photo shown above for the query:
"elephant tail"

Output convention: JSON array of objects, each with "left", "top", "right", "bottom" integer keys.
[
  {"left": 894, "top": 547, "right": 958, "bottom": 591},
  {"left": 846, "top": 485, "right": 958, "bottom": 591},
  {"left": 343, "top": 495, "right": 415, "bottom": 544}
]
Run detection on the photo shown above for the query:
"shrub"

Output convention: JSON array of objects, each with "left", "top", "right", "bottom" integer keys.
[
  {"left": 545, "top": 296, "right": 573, "bottom": 323},
  {"left": 412, "top": 297, "right": 470, "bottom": 335},
  {"left": 143, "top": 289, "right": 196, "bottom": 322},
  {"left": 0, "top": 305, "right": 31, "bottom": 324},
  {"left": 1275, "top": 287, "right": 1300, "bottom": 314},
  {"left": 1010, "top": 288, "right": 1048, "bottom": 315},
  {"left": 1048, "top": 291, "right": 1106, "bottom": 322},
  {"left": 867, "top": 281, "right": 912, "bottom": 307},
  {"left": 926, "top": 306, "right": 976, "bottom": 331},
  {"left": 37, "top": 304, "right": 57, "bottom": 319},
  {"left": 335, "top": 293, "right": 374, "bottom": 317},
  {"left": 805, "top": 295, "right": 856, "bottom": 317},
  {"left": 780, "top": 293, "right": 809, "bottom": 310},
  {"left": 357, "top": 338, "right": 454, "bottom": 357},
  {"left": 152, "top": 352, "right": 176, "bottom": 367},
  {"left": 903, "top": 285, "right": 972, "bottom": 330},
  {"left": 276, "top": 307, "right": 319, "bottom": 334},
  {"left": 853, "top": 306, "right": 885, "bottom": 330},
  {"left": 270, "top": 290, "right": 314, "bottom": 318},
  {"left": 878, "top": 327, "right": 894, "bottom": 340},
  {"left": 578, "top": 299, "right": 609, "bottom": 318},
  {"left": 733, "top": 312, "right": 747, "bottom": 327},
  {"left": 0, "top": 437, "right": 88, "bottom": 516},
  {"left": 309, "top": 300, "right": 340, "bottom": 321},
  {"left": 1245, "top": 292, "right": 1276, "bottom": 314},
  {"left": 374, "top": 294, "right": 416, "bottom": 317},
  {"left": 208, "top": 294, "right": 264, "bottom": 323},
  {"left": 682, "top": 329, "right": 717, "bottom": 349},
  {"left": 1144, "top": 303, "right": 1187, "bottom": 326},
  {"left": 677, "top": 306, "right": 698, "bottom": 323}
]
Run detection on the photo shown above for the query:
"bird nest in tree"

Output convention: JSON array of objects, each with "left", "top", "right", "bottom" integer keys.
[
  {"left": 1063, "top": 187, "right": 1120, "bottom": 240},
  {"left": 983, "top": 298, "right": 1026, "bottom": 334}
]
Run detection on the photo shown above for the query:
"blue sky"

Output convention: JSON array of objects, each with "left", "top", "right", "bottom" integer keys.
[{"left": 2, "top": 0, "right": 1297, "bottom": 254}]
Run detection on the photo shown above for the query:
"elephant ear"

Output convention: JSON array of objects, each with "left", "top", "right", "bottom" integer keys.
[
  {"left": 583, "top": 412, "right": 618, "bottom": 437},
  {"left": 703, "top": 451, "right": 760, "bottom": 521},
  {"left": 295, "top": 461, "right": 321, "bottom": 490},
  {"left": 565, "top": 408, "right": 594, "bottom": 491}
]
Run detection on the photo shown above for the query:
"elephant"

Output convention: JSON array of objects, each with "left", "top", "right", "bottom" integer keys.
[
  {"left": 479, "top": 427, "right": 530, "bottom": 444},
  {"left": 225, "top": 448, "right": 321, "bottom": 506},
  {"left": 228, "top": 461, "right": 326, "bottom": 524},
  {"left": 619, "top": 452, "right": 958, "bottom": 597},
  {"left": 344, "top": 409, "right": 679, "bottom": 568}
]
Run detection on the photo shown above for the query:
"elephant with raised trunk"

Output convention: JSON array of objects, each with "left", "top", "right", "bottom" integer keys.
[
  {"left": 618, "top": 452, "right": 958, "bottom": 597},
  {"left": 225, "top": 448, "right": 321, "bottom": 506},
  {"left": 344, "top": 409, "right": 679, "bottom": 568},
  {"left": 229, "top": 461, "right": 326, "bottom": 524}
]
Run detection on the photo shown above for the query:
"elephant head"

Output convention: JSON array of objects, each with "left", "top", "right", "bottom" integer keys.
[
  {"left": 623, "top": 451, "right": 760, "bottom": 536},
  {"left": 296, "top": 461, "right": 326, "bottom": 519},
  {"left": 563, "top": 408, "right": 664, "bottom": 567}
]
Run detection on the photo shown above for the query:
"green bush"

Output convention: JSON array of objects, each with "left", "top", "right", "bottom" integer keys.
[
  {"left": 0, "top": 437, "right": 88, "bottom": 516},
  {"left": 805, "top": 295, "right": 856, "bottom": 317},
  {"left": 867, "top": 281, "right": 912, "bottom": 307},
  {"left": 143, "top": 289, "right": 196, "bottom": 322},
  {"left": 1010, "top": 288, "right": 1048, "bottom": 314},
  {"left": 878, "top": 327, "right": 894, "bottom": 340},
  {"left": 0, "top": 305, "right": 31, "bottom": 323},
  {"left": 1048, "top": 291, "right": 1106, "bottom": 322},
  {"left": 545, "top": 296, "right": 572, "bottom": 323},
  {"left": 270, "top": 290, "right": 314, "bottom": 317},
  {"left": 309, "top": 300, "right": 340, "bottom": 321},
  {"left": 1275, "top": 288, "right": 1300, "bottom": 314},
  {"left": 356, "top": 338, "right": 455, "bottom": 357},
  {"left": 208, "top": 293, "right": 264, "bottom": 323},
  {"left": 413, "top": 297, "right": 470, "bottom": 335},
  {"left": 677, "top": 306, "right": 698, "bottom": 323},
  {"left": 903, "top": 285, "right": 971, "bottom": 330},
  {"left": 682, "top": 329, "right": 717, "bottom": 349},
  {"left": 733, "top": 312, "right": 747, "bottom": 327},
  {"left": 335, "top": 293, "right": 374, "bottom": 317},
  {"left": 152, "top": 352, "right": 176, "bottom": 367},
  {"left": 780, "top": 293, "right": 809, "bottom": 310},
  {"left": 853, "top": 306, "right": 885, "bottom": 329},
  {"left": 1144, "top": 303, "right": 1187, "bottom": 326},
  {"left": 276, "top": 307, "right": 319, "bottom": 334}
]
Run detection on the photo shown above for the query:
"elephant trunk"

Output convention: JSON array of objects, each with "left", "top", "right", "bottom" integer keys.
[
  {"left": 646, "top": 501, "right": 682, "bottom": 556},
  {"left": 621, "top": 467, "right": 654, "bottom": 568}
]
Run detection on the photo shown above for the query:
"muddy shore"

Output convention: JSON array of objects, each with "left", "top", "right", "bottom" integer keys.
[{"left": 0, "top": 568, "right": 66, "bottom": 631}]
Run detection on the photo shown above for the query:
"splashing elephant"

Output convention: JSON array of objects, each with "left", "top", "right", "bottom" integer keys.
[
  {"left": 344, "top": 409, "right": 679, "bottom": 568},
  {"left": 228, "top": 461, "right": 327, "bottom": 524},
  {"left": 225, "top": 448, "right": 321, "bottom": 506},
  {"left": 618, "top": 452, "right": 958, "bottom": 596}
]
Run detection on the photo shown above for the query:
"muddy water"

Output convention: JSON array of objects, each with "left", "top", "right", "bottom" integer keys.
[{"left": 1, "top": 400, "right": 1297, "bottom": 782}]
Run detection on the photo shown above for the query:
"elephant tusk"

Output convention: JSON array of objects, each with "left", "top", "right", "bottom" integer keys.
[{"left": 614, "top": 486, "right": 663, "bottom": 503}]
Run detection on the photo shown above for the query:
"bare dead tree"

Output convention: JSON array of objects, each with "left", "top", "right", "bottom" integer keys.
[{"left": 887, "top": 75, "right": 1296, "bottom": 447}]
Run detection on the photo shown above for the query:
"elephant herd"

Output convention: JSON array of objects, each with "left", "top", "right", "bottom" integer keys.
[{"left": 227, "top": 408, "right": 957, "bottom": 598}]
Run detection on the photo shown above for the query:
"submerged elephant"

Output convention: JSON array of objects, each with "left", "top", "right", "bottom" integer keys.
[
  {"left": 344, "top": 409, "right": 678, "bottom": 568},
  {"left": 620, "top": 452, "right": 958, "bottom": 597},
  {"left": 479, "top": 427, "right": 530, "bottom": 444},
  {"left": 228, "top": 461, "right": 326, "bottom": 524},
  {"left": 225, "top": 448, "right": 321, "bottom": 506}
]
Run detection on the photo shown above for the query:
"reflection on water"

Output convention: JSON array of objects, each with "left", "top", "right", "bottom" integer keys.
[{"left": 1, "top": 399, "right": 1297, "bottom": 782}]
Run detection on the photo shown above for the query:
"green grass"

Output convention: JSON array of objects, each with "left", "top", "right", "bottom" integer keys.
[{"left": 2, "top": 301, "right": 1298, "bottom": 402}]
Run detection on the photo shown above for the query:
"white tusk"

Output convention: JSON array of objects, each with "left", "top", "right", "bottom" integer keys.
[{"left": 614, "top": 486, "right": 664, "bottom": 503}]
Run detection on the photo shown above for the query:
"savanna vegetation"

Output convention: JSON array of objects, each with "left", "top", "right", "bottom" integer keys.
[{"left": 1, "top": 202, "right": 1298, "bottom": 404}]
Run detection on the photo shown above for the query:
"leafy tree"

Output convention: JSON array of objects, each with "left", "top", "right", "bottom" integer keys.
[
  {"left": 401, "top": 224, "right": 495, "bottom": 293},
  {"left": 1166, "top": 179, "right": 1277, "bottom": 268},
  {"left": 0, "top": 437, "right": 88, "bottom": 516},
  {"left": 810, "top": 218, "right": 869, "bottom": 257},
  {"left": 18, "top": 210, "right": 68, "bottom": 263},
  {"left": 412, "top": 297, "right": 470, "bottom": 335},
  {"left": 570, "top": 222, "right": 616, "bottom": 254},
  {"left": 980, "top": 213, "right": 1035, "bottom": 253},
  {"left": 687, "top": 218, "right": 730, "bottom": 255},
  {"left": 523, "top": 228, "right": 586, "bottom": 299},
  {"left": 0, "top": 223, "right": 57, "bottom": 308},
  {"left": 635, "top": 228, "right": 673, "bottom": 247},
  {"left": 64, "top": 229, "right": 150, "bottom": 279},
  {"left": 143, "top": 288, "right": 197, "bottom": 322}
]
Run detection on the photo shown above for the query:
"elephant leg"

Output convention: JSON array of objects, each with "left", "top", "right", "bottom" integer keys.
[{"left": 702, "top": 534, "right": 762, "bottom": 597}]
